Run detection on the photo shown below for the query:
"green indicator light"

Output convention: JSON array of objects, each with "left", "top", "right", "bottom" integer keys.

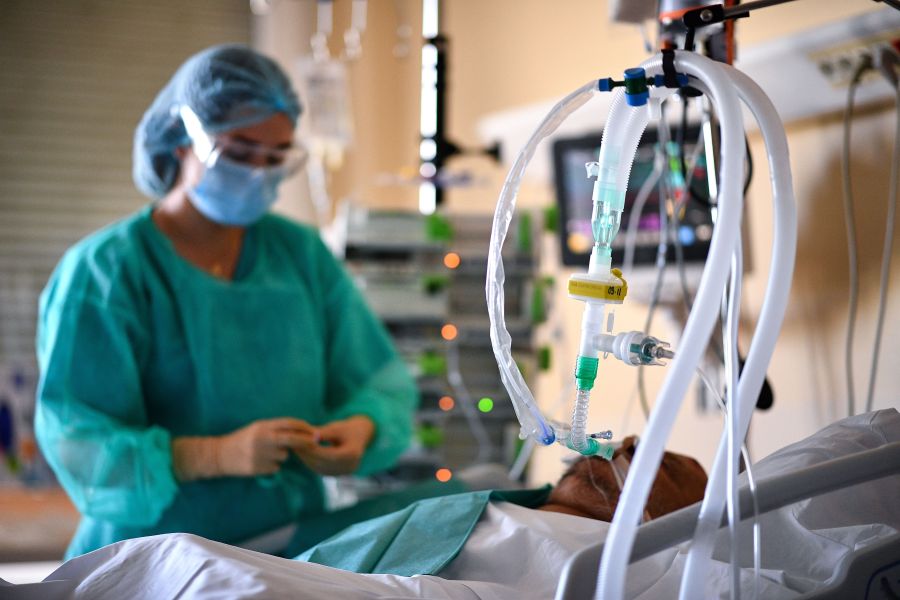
[{"left": 478, "top": 397, "right": 494, "bottom": 413}]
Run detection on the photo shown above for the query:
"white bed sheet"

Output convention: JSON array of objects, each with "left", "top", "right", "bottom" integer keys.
[
  {"left": 0, "top": 505, "right": 795, "bottom": 600},
  {"left": 3, "top": 409, "right": 897, "bottom": 600}
]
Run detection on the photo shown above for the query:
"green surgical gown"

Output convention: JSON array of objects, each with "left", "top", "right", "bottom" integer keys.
[{"left": 34, "top": 205, "right": 417, "bottom": 558}]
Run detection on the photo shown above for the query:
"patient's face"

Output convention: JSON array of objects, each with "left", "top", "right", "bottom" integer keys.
[{"left": 539, "top": 436, "right": 707, "bottom": 522}]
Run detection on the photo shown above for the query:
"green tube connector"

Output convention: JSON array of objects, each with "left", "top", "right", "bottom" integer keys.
[
  {"left": 595, "top": 442, "right": 615, "bottom": 461},
  {"left": 565, "top": 437, "right": 616, "bottom": 459},
  {"left": 567, "top": 436, "right": 600, "bottom": 456},
  {"left": 574, "top": 355, "right": 599, "bottom": 391}
]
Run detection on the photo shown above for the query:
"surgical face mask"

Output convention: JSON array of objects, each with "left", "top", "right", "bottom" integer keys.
[
  {"left": 187, "top": 156, "right": 287, "bottom": 227},
  {"left": 178, "top": 105, "right": 306, "bottom": 227}
]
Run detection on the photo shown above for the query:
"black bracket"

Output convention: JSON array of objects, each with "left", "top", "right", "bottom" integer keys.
[
  {"left": 680, "top": 0, "right": 790, "bottom": 51},
  {"left": 875, "top": 0, "right": 900, "bottom": 12},
  {"left": 682, "top": 0, "right": 900, "bottom": 52},
  {"left": 661, "top": 49, "right": 680, "bottom": 88}
]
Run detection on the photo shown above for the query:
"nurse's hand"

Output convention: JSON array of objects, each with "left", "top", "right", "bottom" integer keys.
[
  {"left": 217, "top": 418, "right": 318, "bottom": 476},
  {"left": 294, "top": 415, "right": 375, "bottom": 476},
  {"left": 173, "top": 418, "right": 317, "bottom": 481}
]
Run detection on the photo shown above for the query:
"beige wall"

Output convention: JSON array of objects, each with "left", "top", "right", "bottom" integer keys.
[
  {"left": 439, "top": 0, "right": 899, "bottom": 486},
  {"left": 266, "top": 1, "right": 899, "bottom": 485},
  {"left": 255, "top": 0, "right": 423, "bottom": 221}
]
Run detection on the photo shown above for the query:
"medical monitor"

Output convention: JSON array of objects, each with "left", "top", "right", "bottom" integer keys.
[{"left": 553, "top": 126, "right": 714, "bottom": 268}]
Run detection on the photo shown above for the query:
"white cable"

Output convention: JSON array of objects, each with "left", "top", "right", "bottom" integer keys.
[
  {"left": 637, "top": 140, "right": 671, "bottom": 420},
  {"left": 622, "top": 158, "right": 664, "bottom": 276},
  {"left": 724, "top": 243, "right": 743, "bottom": 600},
  {"left": 678, "top": 65, "right": 796, "bottom": 600},
  {"left": 509, "top": 378, "right": 574, "bottom": 480},
  {"left": 621, "top": 123, "right": 667, "bottom": 424},
  {"left": 674, "top": 124, "right": 708, "bottom": 312},
  {"left": 842, "top": 61, "right": 867, "bottom": 416},
  {"left": 487, "top": 80, "right": 598, "bottom": 445},
  {"left": 597, "top": 51, "right": 747, "bottom": 600},
  {"left": 507, "top": 437, "right": 535, "bottom": 481},
  {"left": 865, "top": 82, "right": 900, "bottom": 413},
  {"left": 696, "top": 366, "right": 762, "bottom": 600},
  {"left": 644, "top": 116, "right": 673, "bottom": 337}
]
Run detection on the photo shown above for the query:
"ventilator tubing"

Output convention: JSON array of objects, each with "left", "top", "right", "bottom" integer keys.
[
  {"left": 487, "top": 80, "right": 598, "bottom": 446},
  {"left": 595, "top": 52, "right": 795, "bottom": 600},
  {"left": 569, "top": 302, "right": 604, "bottom": 454},
  {"left": 595, "top": 51, "right": 746, "bottom": 600},
  {"left": 568, "top": 93, "right": 647, "bottom": 455},
  {"left": 567, "top": 87, "right": 676, "bottom": 455},
  {"left": 677, "top": 65, "right": 797, "bottom": 600},
  {"left": 588, "top": 89, "right": 655, "bottom": 275}
]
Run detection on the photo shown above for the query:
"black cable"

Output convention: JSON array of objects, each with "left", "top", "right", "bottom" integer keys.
[
  {"left": 679, "top": 99, "right": 690, "bottom": 193},
  {"left": 743, "top": 136, "right": 754, "bottom": 196},
  {"left": 877, "top": 0, "right": 900, "bottom": 12},
  {"left": 676, "top": 114, "right": 769, "bottom": 411}
]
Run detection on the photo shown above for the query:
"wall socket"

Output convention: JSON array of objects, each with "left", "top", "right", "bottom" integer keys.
[
  {"left": 810, "top": 32, "right": 900, "bottom": 88},
  {"left": 737, "top": 8, "right": 900, "bottom": 124}
]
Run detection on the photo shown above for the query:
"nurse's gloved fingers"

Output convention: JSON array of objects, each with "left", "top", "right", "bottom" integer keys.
[
  {"left": 317, "top": 416, "right": 375, "bottom": 447},
  {"left": 295, "top": 443, "right": 362, "bottom": 476},
  {"left": 274, "top": 431, "right": 316, "bottom": 452},
  {"left": 296, "top": 453, "right": 359, "bottom": 476},
  {"left": 271, "top": 447, "right": 289, "bottom": 463},
  {"left": 257, "top": 459, "right": 283, "bottom": 475},
  {"left": 265, "top": 417, "right": 317, "bottom": 434},
  {"left": 308, "top": 444, "right": 354, "bottom": 460}
]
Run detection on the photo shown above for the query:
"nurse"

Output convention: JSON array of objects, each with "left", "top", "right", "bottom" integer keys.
[{"left": 34, "top": 44, "right": 418, "bottom": 558}]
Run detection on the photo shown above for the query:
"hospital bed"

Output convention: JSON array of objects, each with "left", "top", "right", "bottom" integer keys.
[
  {"left": 556, "top": 440, "right": 900, "bottom": 599},
  {"left": 4, "top": 410, "right": 898, "bottom": 599}
]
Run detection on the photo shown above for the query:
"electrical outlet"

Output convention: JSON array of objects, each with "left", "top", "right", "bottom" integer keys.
[
  {"left": 736, "top": 8, "right": 900, "bottom": 124},
  {"left": 810, "top": 33, "right": 900, "bottom": 88}
]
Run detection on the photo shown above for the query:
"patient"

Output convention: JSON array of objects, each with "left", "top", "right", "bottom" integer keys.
[
  {"left": 11, "top": 412, "right": 897, "bottom": 600},
  {"left": 4, "top": 438, "right": 707, "bottom": 600},
  {"left": 293, "top": 436, "right": 707, "bottom": 579},
  {"left": 539, "top": 436, "right": 707, "bottom": 521}
]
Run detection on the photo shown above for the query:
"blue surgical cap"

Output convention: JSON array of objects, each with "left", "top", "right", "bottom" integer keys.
[{"left": 133, "top": 44, "right": 303, "bottom": 199}]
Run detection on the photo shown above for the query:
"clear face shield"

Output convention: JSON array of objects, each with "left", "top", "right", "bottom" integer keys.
[
  {"left": 179, "top": 105, "right": 308, "bottom": 177},
  {"left": 177, "top": 105, "right": 309, "bottom": 226}
]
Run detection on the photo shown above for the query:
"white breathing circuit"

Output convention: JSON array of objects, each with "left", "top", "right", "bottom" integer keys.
[{"left": 486, "top": 51, "right": 796, "bottom": 600}]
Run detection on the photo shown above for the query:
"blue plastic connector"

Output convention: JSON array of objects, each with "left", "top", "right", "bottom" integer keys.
[
  {"left": 652, "top": 73, "right": 690, "bottom": 88},
  {"left": 539, "top": 421, "right": 556, "bottom": 446},
  {"left": 623, "top": 68, "right": 649, "bottom": 107}
]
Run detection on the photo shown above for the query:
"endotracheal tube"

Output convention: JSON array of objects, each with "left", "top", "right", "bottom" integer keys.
[
  {"left": 486, "top": 68, "right": 674, "bottom": 462},
  {"left": 564, "top": 68, "right": 674, "bottom": 456},
  {"left": 489, "top": 51, "right": 795, "bottom": 600}
]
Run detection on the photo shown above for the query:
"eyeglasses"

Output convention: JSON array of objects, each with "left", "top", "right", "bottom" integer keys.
[
  {"left": 210, "top": 136, "right": 308, "bottom": 175},
  {"left": 179, "top": 105, "right": 307, "bottom": 177}
]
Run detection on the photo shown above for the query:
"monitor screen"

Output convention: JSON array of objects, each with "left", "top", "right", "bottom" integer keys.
[{"left": 553, "top": 126, "right": 714, "bottom": 267}]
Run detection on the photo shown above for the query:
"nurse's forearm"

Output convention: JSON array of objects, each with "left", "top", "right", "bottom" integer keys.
[
  {"left": 171, "top": 436, "right": 222, "bottom": 482},
  {"left": 172, "top": 418, "right": 317, "bottom": 481}
]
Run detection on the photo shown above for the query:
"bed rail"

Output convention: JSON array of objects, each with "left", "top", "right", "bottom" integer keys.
[{"left": 554, "top": 440, "right": 900, "bottom": 600}]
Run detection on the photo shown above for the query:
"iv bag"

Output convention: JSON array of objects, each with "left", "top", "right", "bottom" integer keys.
[{"left": 298, "top": 57, "right": 354, "bottom": 165}]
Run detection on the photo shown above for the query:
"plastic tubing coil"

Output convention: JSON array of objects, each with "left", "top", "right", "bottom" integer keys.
[
  {"left": 487, "top": 80, "right": 598, "bottom": 445},
  {"left": 596, "top": 50, "right": 747, "bottom": 600},
  {"left": 677, "top": 64, "right": 796, "bottom": 600}
]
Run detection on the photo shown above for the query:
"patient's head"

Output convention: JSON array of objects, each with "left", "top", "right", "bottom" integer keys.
[{"left": 538, "top": 436, "right": 707, "bottom": 522}]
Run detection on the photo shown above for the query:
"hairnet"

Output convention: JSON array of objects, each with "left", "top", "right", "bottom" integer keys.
[{"left": 133, "top": 44, "right": 302, "bottom": 199}]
